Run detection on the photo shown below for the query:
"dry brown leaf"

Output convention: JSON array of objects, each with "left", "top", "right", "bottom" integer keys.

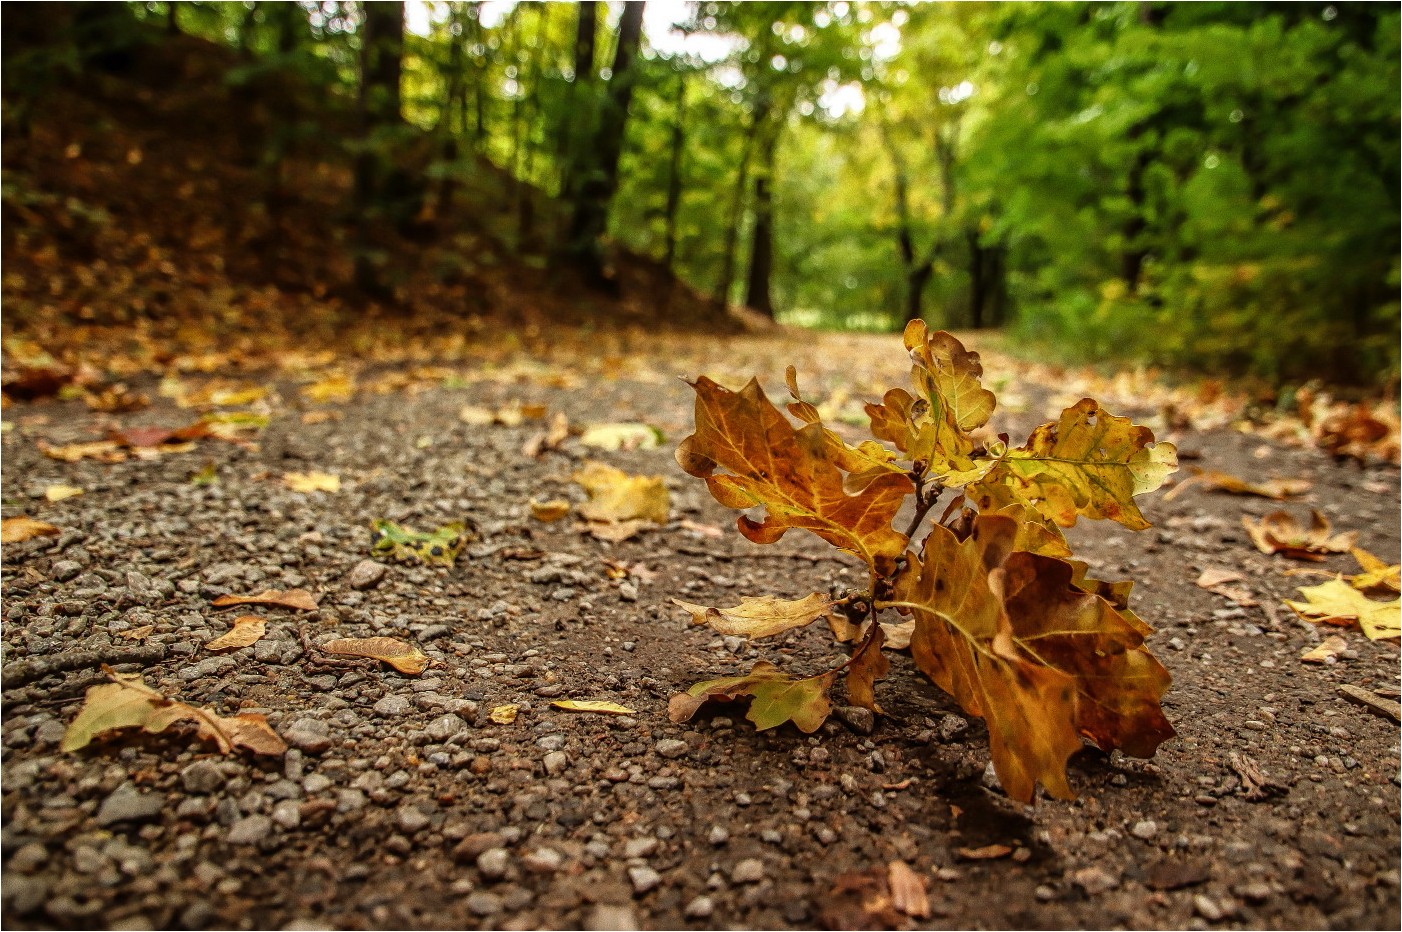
[
  {"left": 61, "top": 669, "right": 285, "bottom": 756},
  {"left": 530, "top": 499, "right": 571, "bottom": 522},
  {"left": 116, "top": 625, "right": 154, "bottom": 641},
  {"left": 1164, "top": 468, "right": 1311, "bottom": 502},
  {"left": 1195, "top": 567, "right": 1244, "bottom": 589},
  {"left": 825, "top": 612, "right": 865, "bottom": 643},
  {"left": 887, "top": 860, "right": 931, "bottom": 919},
  {"left": 678, "top": 519, "right": 725, "bottom": 539},
  {"left": 301, "top": 410, "right": 341, "bottom": 425},
  {"left": 1244, "top": 510, "right": 1357, "bottom": 561},
  {"left": 211, "top": 588, "right": 320, "bottom": 612},
  {"left": 879, "top": 619, "right": 914, "bottom": 650},
  {"left": 955, "top": 844, "right": 1014, "bottom": 861},
  {"left": 672, "top": 593, "right": 833, "bottom": 640},
  {"left": 2, "top": 516, "right": 61, "bottom": 544},
  {"left": 550, "top": 700, "right": 636, "bottom": 715},
  {"left": 1300, "top": 635, "right": 1348, "bottom": 663},
  {"left": 37, "top": 439, "right": 127, "bottom": 463},
  {"left": 582, "top": 518, "right": 651, "bottom": 543},
  {"left": 489, "top": 704, "right": 519, "bottom": 724},
  {"left": 205, "top": 616, "right": 267, "bottom": 652},
  {"left": 522, "top": 412, "right": 570, "bottom": 458},
  {"left": 821, "top": 869, "right": 903, "bottom": 930},
  {"left": 322, "top": 637, "right": 430, "bottom": 675}
]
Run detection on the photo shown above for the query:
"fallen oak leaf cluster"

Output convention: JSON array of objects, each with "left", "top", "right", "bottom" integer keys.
[
  {"left": 62, "top": 667, "right": 286, "bottom": 756},
  {"left": 668, "top": 324, "right": 1178, "bottom": 802}
]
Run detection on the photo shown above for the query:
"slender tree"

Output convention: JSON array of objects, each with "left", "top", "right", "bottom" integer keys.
[{"left": 564, "top": 0, "right": 645, "bottom": 287}]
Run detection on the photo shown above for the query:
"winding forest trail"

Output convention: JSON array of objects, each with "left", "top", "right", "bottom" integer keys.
[{"left": 2, "top": 328, "right": 1399, "bottom": 930}]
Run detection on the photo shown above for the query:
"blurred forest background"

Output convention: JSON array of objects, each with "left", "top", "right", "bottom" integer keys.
[{"left": 2, "top": 1, "right": 1398, "bottom": 389}]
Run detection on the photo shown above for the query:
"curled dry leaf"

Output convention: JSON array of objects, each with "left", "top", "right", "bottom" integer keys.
[
  {"left": 205, "top": 615, "right": 266, "bottom": 652},
  {"left": 550, "top": 700, "right": 637, "bottom": 715},
  {"left": 1244, "top": 510, "right": 1357, "bottom": 561},
  {"left": 879, "top": 620, "right": 914, "bottom": 650},
  {"left": 1195, "top": 567, "right": 1243, "bottom": 589},
  {"left": 573, "top": 462, "right": 669, "bottom": 524},
  {"left": 117, "top": 625, "right": 155, "bottom": 641},
  {"left": 62, "top": 669, "right": 285, "bottom": 756},
  {"left": 1164, "top": 467, "right": 1311, "bottom": 502},
  {"left": 213, "top": 588, "right": 320, "bottom": 612},
  {"left": 530, "top": 499, "right": 571, "bottom": 522},
  {"left": 44, "top": 484, "right": 84, "bottom": 502},
  {"left": 1300, "top": 635, "right": 1348, "bottom": 663},
  {"left": 955, "top": 844, "right": 1014, "bottom": 861},
  {"left": 284, "top": 471, "right": 340, "bottom": 493},
  {"left": 322, "top": 637, "right": 430, "bottom": 675},
  {"left": 1284, "top": 579, "right": 1401, "bottom": 641},
  {"left": 821, "top": 868, "right": 904, "bottom": 930},
  {"left": 671, "top": 593, "right": 833, "bottom": 640},
  {"left": 489, "top": 704, "right": 519, "bottom": 724},
  {"left": 668, "top": 661, "right": 836, "bottom": 733},
  {"left": 2, "top": 516, "right": 60, "bottom": 544}
]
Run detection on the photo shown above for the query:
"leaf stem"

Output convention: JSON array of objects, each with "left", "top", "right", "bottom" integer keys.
[{"left": 901, "top": 470, "right": 944, "bottom": 541}]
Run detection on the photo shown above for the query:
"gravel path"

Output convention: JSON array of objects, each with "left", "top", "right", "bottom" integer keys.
[{"left": 3, "top": 330, "right": 1398, "bottom": 930}]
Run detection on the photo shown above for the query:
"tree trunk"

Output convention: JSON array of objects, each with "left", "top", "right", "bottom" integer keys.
[
  {"left": 564, "top": 0, "right": 645, "bottom": 288},
  {"left": 881, "top": 119, "right": 941, "bottom": 326},
  {"left": 559, "top": 1, "right": 597, "bottom": 200},
  {"left": 662, "top": 72, "right": 687, "bottom": 273},
  {"left": 744, "top": 128, "right": 779, "bottom": 318},
  {"left": 716, "top": 97, "right": 769, "bottom": 307},
  {"left": 905, "top": 265, "right": 933, "bottom": 326},
  {"left": 353, "top": 0, "right": 409, "bottom": 298}
]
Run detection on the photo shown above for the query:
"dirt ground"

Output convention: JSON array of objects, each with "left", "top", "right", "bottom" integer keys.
[{"left": 2, "top": 329, "right": 1399, "bottom": 931}]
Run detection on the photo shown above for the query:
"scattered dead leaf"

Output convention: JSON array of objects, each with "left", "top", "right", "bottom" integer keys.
[
  {"left": 61, "top": 668, "right": 286, "bottom": 756},
  {"left": 550, "top": 700, "right": 637, "bottom": 715},
  {"left": 578, "top": 422, "right": 664, "bottom": 451},
  {"left": 887, "top": 860, "right": 931, "bottom": 919},
  {"left": 211, "top": 588, "right": 320, "bottom": 612},
  {"left": 1195, "top": 567, "right": 1243, "bottom": 589},
  {"left": 43, "top": 483, "right": 84, "bottom": 502},
  {"left": 955, "top": 844, "right": 1014, "bottom": 861},
  {"left": 284, "top": 471, "right": 341, "bottom": 493},
  {"left": 522, "top": 412, "right": 570, "bottom": 458},
  {"left": 1164, "top": 468, "right": 1311, "bottom": 502},
  {"left": 1349, "top": 548, "right": 1401, "bottom": 594},
  {"left": 530, "top": 499, "right": 571, "bottom": 522},
  {"left": 205, "top": 616, "right": 267, "bottom": 652},
  {"left": 322, "top": 637, "right": 430, "bottom": 675},
  {"left": 38, "top": 439, "right": 127, "bottom": 463},
  {"left": 489, "top": 704, "right": 519, "bottom": 724},
  {"left": 1300, "top": 635, "right": 1347, "bottom": 663},
  {"left": 116, "top": 625, "right": 155, "bottom": 641},
  {"left": 672, "top": 593, "right": 833, "bottom": 640},
  {"left": 1284, "top": 578, "right": 1400, "bottom": 640},
  {"left": 1244, "top": 510, "right": 1357, "bottom": 561},
  {"left": 2, "top": 516, "right": 60, "bottom": 544},
  {"left": 573, "top": 462, "right": 669, "bottom": 523}
]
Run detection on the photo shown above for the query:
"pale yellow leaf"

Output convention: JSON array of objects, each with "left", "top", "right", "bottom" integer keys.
[
  {"left": 284, "top": 471, "right": 340, "bottom": 493},
  {"left": 1300, "top": 635, "right": 1348, "bottom": 663},
  {"left": 44, "top": 484, "right": 84, "bottom": 502},
  {"left": 573, "top": 462, "right": 669, "bottom": 524},
  {"left": 550, "top": 700, "right": 637, "bottom": 715},
  {"left": 1285, "top": 578, "right": 1401, "bottom": 641},
  {"left": 489, "top": 704, "right": 519, "bottom": 724}
]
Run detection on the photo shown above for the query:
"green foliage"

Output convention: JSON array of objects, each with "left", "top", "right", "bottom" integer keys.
[{"left": 24, "top": 1, "right": 1394, "bottom": 385}]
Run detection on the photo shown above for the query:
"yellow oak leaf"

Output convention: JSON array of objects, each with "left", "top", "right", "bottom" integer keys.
[
  {"left": 573, "top": 462, "right": 669, "bottom": 524},
  {"left": 671, "top": 593, "right": 834, "bottom": 640},
  {"left": 1284, "top": 578, "right": 1401, "bottom": 641},
  {"left": 668, "top": 661, "right": 836, "bottom": 734}
]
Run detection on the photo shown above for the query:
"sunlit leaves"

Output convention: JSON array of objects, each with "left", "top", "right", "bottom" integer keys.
[
  {"left": 884, "top": 515, "right": 1174, "bottom": 801},
  {"left": 671, "top": 331, "right": 1175, "bottom": 801},
  {"left": 676, "top": 376, "right": 912, "bottom": 573},
  {"left": 1243, "top": 510, "right": 1356, "bottom": 562},
  {"left": 969, "top": 399, "right": 1178, "bottom": 530}
]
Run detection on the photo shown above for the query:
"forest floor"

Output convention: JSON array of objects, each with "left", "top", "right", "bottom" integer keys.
[{"left": 2, "top": 326, "right": 1399, "bottom": 931}]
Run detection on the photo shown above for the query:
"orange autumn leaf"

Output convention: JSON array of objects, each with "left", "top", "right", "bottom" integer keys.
[
  {"left": 1243, "top": 510, "right": 1356, "bottom": 562},
  {"left": 2, "top": 516, "right": 61, "bottom": 544},
  {"left": 676, "top": 376, "right": 913, "bottom": 574}
]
